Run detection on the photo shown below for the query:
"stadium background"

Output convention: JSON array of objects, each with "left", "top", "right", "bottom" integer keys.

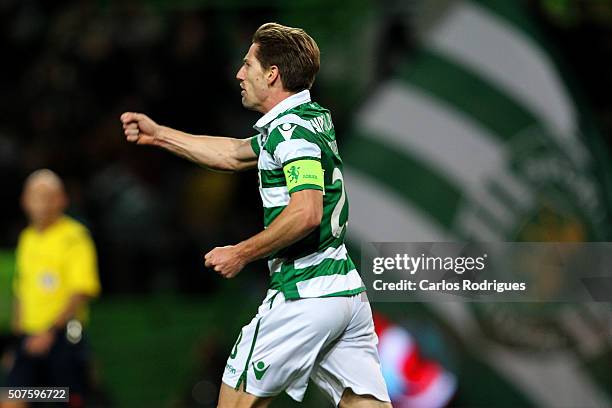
[{"left": 1, "top": 0, "right": 612, "bottom": 406}]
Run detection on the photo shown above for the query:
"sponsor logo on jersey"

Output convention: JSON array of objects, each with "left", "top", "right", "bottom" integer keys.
[
  {"left": 225, "top": 363, "right": 237, "bottom": 375},
  {"left": 278, "top": 123, "right": 296, "bottom": 139},
  {"left": 252, "top": 360, "right": 270, "bottom": 380}
]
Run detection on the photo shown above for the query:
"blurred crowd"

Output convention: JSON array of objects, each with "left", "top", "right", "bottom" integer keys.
[{"left": 0, "top": 1, "right": 277, "bottom": 294}]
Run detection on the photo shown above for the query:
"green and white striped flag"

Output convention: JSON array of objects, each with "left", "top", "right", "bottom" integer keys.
[{"left": 344, "top": 0, "right": 612, "bottom": 406}]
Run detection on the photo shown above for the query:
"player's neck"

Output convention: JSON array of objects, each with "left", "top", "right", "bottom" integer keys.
[
  {"left": 260, "top": 89, "right": 295, "bottom": 114},
  {"left": 32, "top": 215, "right": 62, "bottom": 233}
]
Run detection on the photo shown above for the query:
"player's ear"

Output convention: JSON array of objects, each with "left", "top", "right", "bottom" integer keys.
[{"left": 267, "top": 65, "right": 280, "bottom": 86}]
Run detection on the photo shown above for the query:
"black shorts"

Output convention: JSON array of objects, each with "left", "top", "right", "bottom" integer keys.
[{"left": 4, "top": 329, "right": 91, "bottom": 395}]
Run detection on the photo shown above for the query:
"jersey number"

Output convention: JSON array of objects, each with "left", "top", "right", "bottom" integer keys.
[{"left": 331, "top": 168, "right": 347, "bottom": 238}]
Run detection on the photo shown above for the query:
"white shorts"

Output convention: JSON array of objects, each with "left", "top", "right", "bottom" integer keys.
[{"left": 222, "top": 290, "right": 390, "bottom": 406}]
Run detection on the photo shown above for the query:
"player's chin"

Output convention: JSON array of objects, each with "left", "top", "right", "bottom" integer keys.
[{"left": 241, "top": 96, "right": 255, "bottom": 109}]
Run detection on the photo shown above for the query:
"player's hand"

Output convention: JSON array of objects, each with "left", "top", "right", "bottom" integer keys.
[
  {"left": 24, "top": 330, "right": 55, "bottom": 356},
  {"left": 120, "top": 112, "right": 160, "bottom": 145},
  {"left": 204, "top": 245, "right": 247, "bottom": 279}
]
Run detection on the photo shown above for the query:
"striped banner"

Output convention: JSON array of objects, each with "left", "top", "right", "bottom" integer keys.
[{"left": 344, "top": 1, "right": 612, "bottom": 406}]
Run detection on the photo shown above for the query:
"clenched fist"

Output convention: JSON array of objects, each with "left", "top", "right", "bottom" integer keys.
[
  {"left": 204, "top": 245, "right": 247, "bottom": 279},
  {"left": 120, "top": 112, "right": 160, "bottom": 145}
]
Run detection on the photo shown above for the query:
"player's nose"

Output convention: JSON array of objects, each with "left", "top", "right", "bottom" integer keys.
[{"left": 236, "top": 66, "right": 245, "bottom": 81}]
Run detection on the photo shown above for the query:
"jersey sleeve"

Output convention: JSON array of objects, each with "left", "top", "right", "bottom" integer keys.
[
  {"left": 249, "top": 134, "right": 261, "bottom": 157},
  {"left": 268, "top": 124, "right": 324, "bottom": 194},
  {"left": 64, "top": 229, "right": 101, "bottom": 298}
]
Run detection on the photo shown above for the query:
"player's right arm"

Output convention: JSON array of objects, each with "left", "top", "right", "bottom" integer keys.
[{"left": 120, "top": 112, "right": 258, "bottom": 172}]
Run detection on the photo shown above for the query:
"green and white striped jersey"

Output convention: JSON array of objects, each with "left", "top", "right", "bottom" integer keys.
[{"left": 250, "top": 90, "right": 365, "bottom": 299}]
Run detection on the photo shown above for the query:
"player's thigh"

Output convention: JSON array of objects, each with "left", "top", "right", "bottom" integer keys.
[
  {"left": 223, "top": 292, "right": 352, "bottom": 401},
  {"left": 339, "top": 388, "right": 393, "bottom": 408},
  {"left": 218, "top": 382, "right": 273, "bottom": 408},
  {"left": 310, "top": 295, "right": 390, "bottom": 406}
]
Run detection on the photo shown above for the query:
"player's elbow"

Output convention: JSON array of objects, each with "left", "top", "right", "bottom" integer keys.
[
  {"left": 300, "top": 206, "right": 322, "bottom": 234},
  {"left": 223, "top": 158, "right": 242, "bottom": 173},
  {"left": 225, "top": 139, "right": 256, "bottom": 172},
  {"left": 224, "top": 155, "right": 256, "bottom": 173},
  {"left": 209, "top": 156, "right": 243, "bottom": 173},
  {"left": 229, "top": 159, "right": 253, "bottom": 173}
]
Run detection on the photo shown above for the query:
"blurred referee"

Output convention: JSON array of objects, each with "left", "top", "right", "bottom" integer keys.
[{"left": 2, "top": 169, "right": 101, "bottom": 408}]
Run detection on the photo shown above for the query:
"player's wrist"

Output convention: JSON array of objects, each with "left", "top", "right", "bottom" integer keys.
[
  {"left": 152, "top": 125, "right": 166, "bottom": 145},
  {"left": 234, "top": 241, "right": 254, "bottom": 264}
]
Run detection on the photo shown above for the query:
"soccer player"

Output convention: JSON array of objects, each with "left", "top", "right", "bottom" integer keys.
[
  {"left": 121, "top": 23, "right": 391, "bottom": 408},
  {"left": 3, "top": 169, "right": 101, "bottom": 408}
]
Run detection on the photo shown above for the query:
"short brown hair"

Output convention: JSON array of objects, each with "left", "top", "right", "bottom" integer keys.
[{"left": 252, "top": 23, "right": 320, "bottom": 92}]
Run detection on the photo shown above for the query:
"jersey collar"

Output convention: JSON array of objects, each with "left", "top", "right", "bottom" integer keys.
[{"left": 253, "top": 89, "right": 311, "bottom": 135}]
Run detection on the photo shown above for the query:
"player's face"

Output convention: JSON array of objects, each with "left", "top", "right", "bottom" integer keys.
[
  {"left": 22, "top": 181, "right": 66, "bottom": 229},
  {"left": 236, "top": 43, "right": 270, "bottom": 113}
]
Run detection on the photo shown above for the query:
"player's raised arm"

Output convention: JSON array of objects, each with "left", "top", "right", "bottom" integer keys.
[{"left": 120, "top": 112, "right": 258, "bottom": 172}]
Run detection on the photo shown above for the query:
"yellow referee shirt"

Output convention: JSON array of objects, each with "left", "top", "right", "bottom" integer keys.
[{"left": 14, "top": 216, "right": 101, "bottom": 334}]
